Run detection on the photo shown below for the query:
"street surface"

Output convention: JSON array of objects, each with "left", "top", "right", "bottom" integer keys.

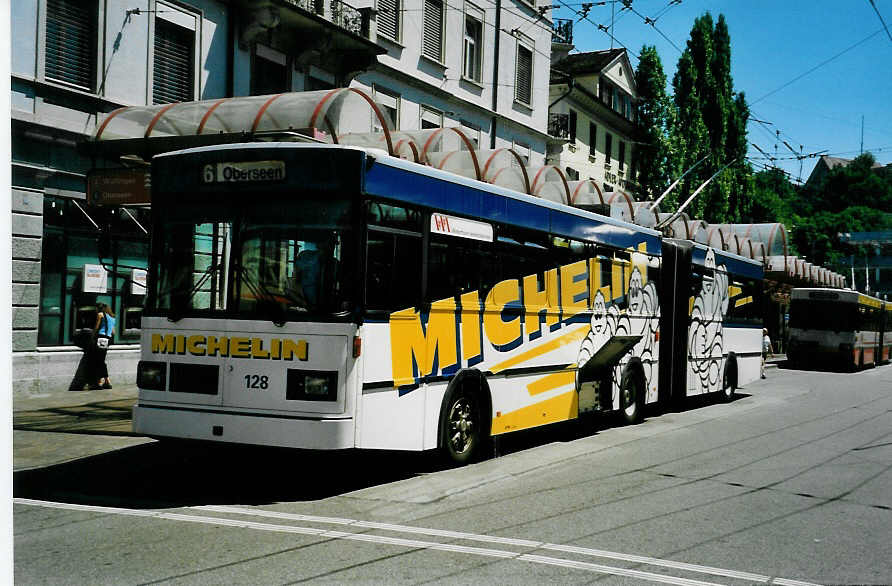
[{"left": 14, "top": 363, "right": 892, "bottom": 585}]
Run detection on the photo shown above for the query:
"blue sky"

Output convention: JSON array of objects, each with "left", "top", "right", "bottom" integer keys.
[{"left": 551, "top": 0, "right": 892, "bottom": 185}]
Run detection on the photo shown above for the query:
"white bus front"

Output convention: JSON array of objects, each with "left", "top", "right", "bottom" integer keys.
[{"left": 133, "top": 145, "right": 364, "bottom": 449}]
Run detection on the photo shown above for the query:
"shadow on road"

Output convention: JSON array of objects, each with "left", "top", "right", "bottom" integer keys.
[
  {"left": 14, "top": 399, "right": 137, "bottom": 436},
  {"left": 14, "top": 391, "right": 748, "bottom": 510}
]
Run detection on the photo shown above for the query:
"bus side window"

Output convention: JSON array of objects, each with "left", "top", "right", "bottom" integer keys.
[{"left": 366, "top": 228, "right": 422, "bottom": 311}]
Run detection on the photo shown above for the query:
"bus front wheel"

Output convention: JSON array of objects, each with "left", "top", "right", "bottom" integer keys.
[{"left": 442, "top": 387, "right": 482, "bottom": 465}]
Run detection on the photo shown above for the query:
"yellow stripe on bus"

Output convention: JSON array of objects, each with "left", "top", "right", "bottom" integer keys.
[
  {"left": 491, "top": 390, "right": 578, "bottom": 435},
  {"left": 526, "top": 369, "right": 577, "bottom": 396},
  {"left": 489, "top": 325, "right": 589, "bottom": 374},
  {"left": 734, "top": 295, "right": 753, "bottom": 308}
]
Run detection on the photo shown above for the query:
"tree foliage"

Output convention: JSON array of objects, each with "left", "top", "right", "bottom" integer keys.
[
  {"left": 667, "top": 13, "right": 752, "bottom": 223},
  {"left": 791, "top": 153, "right": 892, "bottom": 267},
  {"left": 632, "top": 46, "right": 673, "bottom": 199}
]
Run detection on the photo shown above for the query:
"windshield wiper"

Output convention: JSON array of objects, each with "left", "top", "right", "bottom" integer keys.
[
  {"left": 167, "top": 262, "right": 223, "bottom": 322},
  {"left": 233, "top": 263, "right": 288, "bottom": 327}
]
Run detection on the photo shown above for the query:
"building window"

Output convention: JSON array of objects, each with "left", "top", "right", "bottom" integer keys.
[
  {"left": 463, "top": 4, "right": 484, "bottom": 82},
  {"left": 514, "top": 38, "right": 533, "bottom": 106},
  {"left": 420, "top": 104, "right": 443, "bottom": 129},
  {"left": 619, "top": 141, "right": 626, "bottom": 171},
  {"left": 589, "top": 122, "right": 597, "bottom": 154},
  {"left": 45, "top": 0, "right": 97, "bottom": 91},
  {"left": 252, "top": 44, "right": 289, "bottom": 96},
  {"left": 378, "top": 0, "right": 401, "bottom": 42},
  {"left": 373, "top": 85, "right": 400, "bottom": 131},
  {"left": 512, "top": 141, "right": 531, "bottom": 165},
  {"left": 604, "top": 132, "right": 612, "bottom": 167},
  {"left": 568, "top": 110, "right": 577, "bottom": 142},
  {"left": 422, "top": 0, "right": 445, "bottom": 63},
  {"left": 153, "top": 7, "right": 197, "bottom": 104},
  {"left": 460, "top": 120, "right": 481, "bottom": 148}
]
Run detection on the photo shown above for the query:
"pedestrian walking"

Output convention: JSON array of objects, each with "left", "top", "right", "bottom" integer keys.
[
  {"left": 91, "top": 303, "right": 116, "bottom": 390},
  {"left": 761, "top": 328, "right": 774, "bottom": 379}
]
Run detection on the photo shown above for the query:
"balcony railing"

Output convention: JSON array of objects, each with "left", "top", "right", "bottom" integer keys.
[
  {"left": 284, "top": 0, "right": 368, "bottom": 37},
  {"left": 548, "top": 113, "right": 570, "bottom": 140},
  {"left": 552, "top": 18, "right": 573, "bottom": 44}
]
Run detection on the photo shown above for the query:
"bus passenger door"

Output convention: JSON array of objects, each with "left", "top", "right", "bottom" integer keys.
[{"left": 657, "top": 239, "right": 692, "bottom": 405}]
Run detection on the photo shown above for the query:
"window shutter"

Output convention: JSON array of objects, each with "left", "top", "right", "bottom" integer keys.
[
  {"left": 45, "top": 0, "right": 96, "bottom": 90},
  {"left": 153, "top": 19, "right": 194, "bottom": 104},
  {"left": 378, "top": 0, "right": 400, "bottom": 40},
  {"left": 515, "top": 45, "right": 532, "bottom": 105},
  {"left": 422, "top": 0, "right": 444, "bottom": 62}
]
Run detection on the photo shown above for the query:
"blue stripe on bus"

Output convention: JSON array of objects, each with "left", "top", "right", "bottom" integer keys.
[{"left": 365, "top": 163, "right": 662, "bottom": 253}]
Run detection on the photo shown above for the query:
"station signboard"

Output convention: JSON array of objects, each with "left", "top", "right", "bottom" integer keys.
[{"left": 87, "top": 168, "right": 151, "bottom": 205}]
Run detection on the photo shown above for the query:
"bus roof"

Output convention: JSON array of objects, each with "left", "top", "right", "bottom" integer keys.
[{"left": 791, "top": 287, "right": 885, "bottom": 308}]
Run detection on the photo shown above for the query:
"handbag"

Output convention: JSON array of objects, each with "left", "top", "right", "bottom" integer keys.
[{"left": 95, "top": 314, "right": 110, "bottom": 349}]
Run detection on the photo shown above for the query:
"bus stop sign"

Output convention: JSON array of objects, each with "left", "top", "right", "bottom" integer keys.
[{"left": 87, "top": 168, "right": 151, "bottom": 205}]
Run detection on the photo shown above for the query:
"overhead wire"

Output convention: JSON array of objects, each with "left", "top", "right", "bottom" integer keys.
[{"left": 751, "top": 28, "right": 885, "bottom": 105}]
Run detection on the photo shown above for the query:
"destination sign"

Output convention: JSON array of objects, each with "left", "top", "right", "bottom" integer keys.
[{"left": 203, "top": 161, "right": 286, "bottom": 183}]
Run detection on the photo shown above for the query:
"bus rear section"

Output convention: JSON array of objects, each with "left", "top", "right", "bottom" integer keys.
[
  {"left": 788, "top": 288, "right": 885, "bottom": 370},
  {"left": 134, "top": 144, "right": 367, "bottom": 448}
]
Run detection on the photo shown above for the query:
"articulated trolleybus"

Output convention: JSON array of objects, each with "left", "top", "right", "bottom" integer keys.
[
  {"left": 788, "top": 288, "right": 891, "bottom": 370},
  {"left": 134, "top": 143, "right": 764, "bottom": 463}
]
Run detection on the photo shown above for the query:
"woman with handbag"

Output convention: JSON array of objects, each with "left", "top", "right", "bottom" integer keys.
[{"left": 90, "top": 303, "right": 116, "bottom": 390}]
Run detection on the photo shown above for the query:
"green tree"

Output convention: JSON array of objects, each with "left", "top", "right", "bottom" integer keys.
[
  {"left": 669, "top": 12, "right": 751, "bottom": 223},
  {"left": 633, "top": 45, "right": 672, "bottom": 199}
]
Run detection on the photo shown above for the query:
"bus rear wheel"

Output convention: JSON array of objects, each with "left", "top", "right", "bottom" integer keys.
[
  {"left": 620, "top": 369, "right": 644, "bottom": 425},
  {"left": 442, "top": 389, "right": 482, "bottom": 465},
  {"left": 720, "top": 358, "right": 737, "bottom": 403}
]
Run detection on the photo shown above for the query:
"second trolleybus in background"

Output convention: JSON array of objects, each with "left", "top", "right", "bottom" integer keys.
[
  {"left": 788, "top": 288, "right": 891, "bottom": 371},
  {"left": 134, "top": 142, "right": 764, "bottom": 464}
]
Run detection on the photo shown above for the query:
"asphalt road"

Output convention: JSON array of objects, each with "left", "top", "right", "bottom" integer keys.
[{"left": 14, "top": 363, "right": 892, "bottom": 585}]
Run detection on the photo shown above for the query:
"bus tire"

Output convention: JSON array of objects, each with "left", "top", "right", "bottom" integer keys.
[
  {"left": 720, "top": 356, "right": 737, "bottom": 403},
  {"left": 619, "top": 366, "right": 644, "bottom": 425},
  {"left": 440, "top": 376, "right": 488, "bottom": 465}
]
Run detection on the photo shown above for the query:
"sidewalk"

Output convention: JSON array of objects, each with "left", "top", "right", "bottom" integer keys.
[{"left": 12, "top": 383, "right": 148, "bottom": 471}]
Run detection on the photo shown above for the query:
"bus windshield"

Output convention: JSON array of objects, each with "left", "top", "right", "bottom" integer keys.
[
  {"left": 789, "top": 299, "right": 857, "bottom": 332},
  {"left": 149, "top": 195, "right": 356, "bottom": 320}
]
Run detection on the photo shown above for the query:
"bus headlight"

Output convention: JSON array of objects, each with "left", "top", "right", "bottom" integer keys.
[
  {"left": 286, "top": 369, "right": 337, "bottom": 401},
  {"left": 137, "top": 361, "right": 166, "bottom": 391}
]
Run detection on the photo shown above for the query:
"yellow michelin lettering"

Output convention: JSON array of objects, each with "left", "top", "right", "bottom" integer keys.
[
  {"left": 150, "top": 334, "right": 308, "bottom": 361},
  {"left": 206, "top": 335, "right": 228, "bottom": 357},
  {"left": 484, "top": 279, "right": 521, "bottom": 349},
  {"left": 151, "top": 333, "right": 176, "bottom": 353},
  {"left": 560, "top": 260, "right": 588, "bottom": 320},
  {"left": 186, "top": 335, "right": 206, "bottom": 356},
  {"left": 281, "top": 339, "right": 308, "bottom": 361},
  {"left": 460, "top": 291, "right": 482, "bottom": 362},
  {"left": 390, "top": 297, "right": 458, "bottom": 387},
  {"left": 523, "top": 269, "right": 558, "bottom": 337}
]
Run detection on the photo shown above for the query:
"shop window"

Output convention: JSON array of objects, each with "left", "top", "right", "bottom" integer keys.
[{"left": 38, "top": 197, "right": 151, "bottom": 347}]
